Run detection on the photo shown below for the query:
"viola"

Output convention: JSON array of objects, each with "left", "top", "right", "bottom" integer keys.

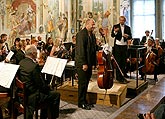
[{"left": 97, "top": 50, "right": 113, "bottom": 89}]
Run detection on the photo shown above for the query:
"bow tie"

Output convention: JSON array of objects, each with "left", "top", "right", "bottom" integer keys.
[{"left": 121, "top": 25, "right": 124, "bottom": 27}]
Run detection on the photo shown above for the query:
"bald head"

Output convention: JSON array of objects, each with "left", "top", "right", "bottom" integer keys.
[
  {"left": 25, "top": 45, "right": 37, "bottom": 59},
  {"left": 85, "top": 18, "right": 95, "bottom": 32}
]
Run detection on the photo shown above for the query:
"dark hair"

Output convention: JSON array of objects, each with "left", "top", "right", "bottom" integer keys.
[
  {"left": 0, "top": 34, "right": 7, "bottom": 39},
  {"left": 14, "top": 37, "right": 21, "bottom": 45},
  {"left": 72, "top": 35, "right": 76, "bottom": 39},
  {"left": 15, "top": 37, "right": 21, "bottom": 42}
]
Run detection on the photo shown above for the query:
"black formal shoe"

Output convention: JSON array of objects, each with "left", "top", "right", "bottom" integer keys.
[
  {"left": 124, "top": 74, "right": 129, "bottom": 78},
  {"left": 123, "top": 79, "right": 129, "bottom": 83},
  {"left": 140, "top": 75, "right": 145, "bottom": 80},
  {"left": 117, "top": 80, "right": 127, "bottom": 84},
  {"left": 78, "top": 104, "right": 91, "bottom": 110},
  {"left": 87, "top": 104, "right": 94, "bottom": 108},
  {"left": 154, "top": 78, "right": 158, "bottom": 82}
]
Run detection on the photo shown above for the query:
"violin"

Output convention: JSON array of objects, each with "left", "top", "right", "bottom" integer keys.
[{"left": 97, "top": 50, "right": 113, "bottom": 89}]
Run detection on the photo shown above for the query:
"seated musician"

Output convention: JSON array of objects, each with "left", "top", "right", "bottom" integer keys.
[
  {"left": 153, "top": 38, "right": 164, "bottom": 74},
  {"left": 45, "top": 37, "right": 54, "bottom": 56},
  {"left": 17, "top": 45, "right": 60, "bottom": 119},
  {"left": 140, "top": 30, "right": 154, "bottom": 46},
  {"left": 50, "top": 39, "right": 70, "bottom": 59},
  {"left": 71, "top": 35, "right": 76, "bottom": 60},
  {"left": 139, "top": 38, "right": 159, "bottom": 81}
]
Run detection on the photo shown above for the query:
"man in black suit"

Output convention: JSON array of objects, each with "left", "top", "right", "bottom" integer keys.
[
  {"left": 111, "top": 16, "right": 132, "bottom": 83},
  {"left": 18, "top": 45, "right": 60, "bottom": 119},
  {"left": 140, "top": 30, "right": 154, "bottom": 46},
  {"left": 75, "top": 18, "right": 97, "bottom": 110}
]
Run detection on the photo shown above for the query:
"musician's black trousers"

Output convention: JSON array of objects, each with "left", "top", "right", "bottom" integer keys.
[
  {"left": 77, "top": 66, "right": 92, "bottom": 105},
  {"left": 114, "top": 44, "right": 127, "bottom": 81},
  {"left": 26, "top": 90, "right": 60, "bottom": 119}
]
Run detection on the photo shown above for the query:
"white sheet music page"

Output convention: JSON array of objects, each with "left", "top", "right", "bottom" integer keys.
[
  {"left": 56, "top": 58, "right": 67, "bottom": 77},
  {"left": 66, "top": 61, "right": 75, "bottom": 67},
  {"left": 6, "top": 50, "right": 14, "bottom": 61},
  {"left": 41, "top": 56, "right": 67, "bottom": 77},
  {"left": 0, "top": 63, "right": 19, "bottom": 88},
  {"left": 41, "top": 56, "right": 58, "bottom": 75}
]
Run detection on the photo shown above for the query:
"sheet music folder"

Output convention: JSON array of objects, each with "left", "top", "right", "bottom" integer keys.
[
  {"left": 41, "top": 56, "right": 68, "bottom": 78},
  {"left": 0, "top": 62, "right": 19, "bottom": 88}
]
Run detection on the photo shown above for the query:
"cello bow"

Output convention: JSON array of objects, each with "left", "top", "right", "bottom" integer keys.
[{"left": 111, "top": 54, "right": 128, "bottom": 82}]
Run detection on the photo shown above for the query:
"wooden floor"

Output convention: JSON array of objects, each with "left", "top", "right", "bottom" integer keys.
[{"left": 110, "top": 75, "right": 165, "bottom": 119}]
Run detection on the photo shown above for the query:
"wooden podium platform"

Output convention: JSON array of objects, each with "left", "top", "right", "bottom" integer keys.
[
  {"left": 57, "top": 80, "right": 127, "bottom": 108},
  {"left": 126, "top": 78, "right": 148, "bottom": 98}
]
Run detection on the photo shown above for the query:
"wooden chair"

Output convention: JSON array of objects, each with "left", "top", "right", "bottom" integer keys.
[
  {"left": 0, "top": 93, "right": 10, "bottom": 119},
  {"left": 13, "top": 77, "right": 27, "bottom": 119},
  {"left": 13, "top": 77, "right": 47, "bottom": 119}
]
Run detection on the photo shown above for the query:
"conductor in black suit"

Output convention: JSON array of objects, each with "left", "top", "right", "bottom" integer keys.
[
  {"left": 75, "top": 18, "right": 97, "bottom": 110},
  {"left": 111, "top": 16, "right": 132, "bottom": 83},
  {"left": 18, "top": 45, "right": 60, "bottom": 119}
]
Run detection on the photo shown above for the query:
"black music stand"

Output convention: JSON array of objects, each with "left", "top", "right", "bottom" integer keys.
[{"left": 132, "top": 38, "right": 140, "bottom": 45}]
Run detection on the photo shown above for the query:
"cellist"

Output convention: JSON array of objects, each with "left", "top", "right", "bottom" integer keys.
[
  {"left": 153, "top": 38, "right": 164, "bottom": 74},
  {"left": 140, "top": 38, "right": 159, "bottom": 82}
]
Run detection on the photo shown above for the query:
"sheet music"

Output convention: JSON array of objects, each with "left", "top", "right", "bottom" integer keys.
[
  {"left": 6, "top": 50, "right": 14, "bottom": 61},
  {"left": 66, "top": 61, "right": 75, "bottom": 67},
  {"left": 41, "top": 56, "right": 67, "bottom": 77},
  {"left": 0, "top": 63, "right": 19, "bottom": 88}
]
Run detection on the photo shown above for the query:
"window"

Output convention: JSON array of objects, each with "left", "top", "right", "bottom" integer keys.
[{"left": 132, "top": 0, "right": 155, "bottom": 39}]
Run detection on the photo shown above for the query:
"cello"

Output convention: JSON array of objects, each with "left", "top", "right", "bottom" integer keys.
[
  {"left": 97, "top": 50, "right": 113, "bottom": 89},
  {"left": 97, "top": 29, "right": 113, "bottom": 89},
  {"left": 142, "top": 38, "right": 158, "bottom": 74}
]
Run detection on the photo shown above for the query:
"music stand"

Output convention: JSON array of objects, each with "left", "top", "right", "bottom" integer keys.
[
  {"left": 132, "top": 38, "right": 140, "bottom": 45},
  {"left": 63, "top": 42, "right": 72, "bottom": 51}
]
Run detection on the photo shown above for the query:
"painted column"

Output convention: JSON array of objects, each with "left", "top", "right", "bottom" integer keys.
[
  {"left": 82, "top": 0, "right": 92, "bottom": 13},
  {"left": 67, "top": 0, "right": 72, "bottom": 42},
  {"left": 59, "top": 0, "right": 65, "bottom": 16},
  {"left": 36, "top": 0, "right": 41, "bottom": 33}
]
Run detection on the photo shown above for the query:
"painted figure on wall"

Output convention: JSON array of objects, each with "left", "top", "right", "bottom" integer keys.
[
  {"left": 0, "top": 0, "right": 6, "bottom": 30},
  {"left": 47, "top": 11, "right": 54, "bottom": 33},
  {"left": 120, "top": 0, "right": 130, "bottom": 25},
  {"left": 8, "top": 0, "right": 36, "bottom": 36}
]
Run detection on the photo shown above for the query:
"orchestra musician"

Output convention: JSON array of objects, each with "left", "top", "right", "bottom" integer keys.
[
  {"left": 140, "top": 30, "right": 154, "bottom": 46},
  {"left": 71, "top": 35, "right": 76, "bottom": 61},
  {"left": 18, "top": 45, "right": 60, "bottom": 119},
  {"left": 140, "top": 38, "right": 159, "bottom": 81}
]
